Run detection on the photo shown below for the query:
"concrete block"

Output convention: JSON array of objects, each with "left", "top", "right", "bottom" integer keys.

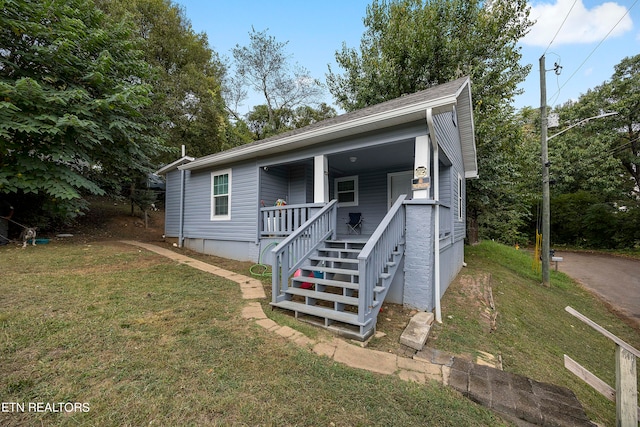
[
  {"left": 447, "top": 368, "right": 469, "bottom": 395},
  {"left": 274, "top": 326, "right": 297, "bottom": 338},
  {"left": 399, "top": 311, "right": 434, "bottom": 351},
  {"left": 398, "top": 356, "right": 431, "bottom": 372},
  {"left": 313, "top": 341, "right": 338, "bottom": 358},
  {"left": 255, "top": 318, "right": 279, "bottom": 330},
  {"left": 333, "top": 341, "right": 397, "bottom": 375},
  {"left": 398, "top": 369, "right": 426, "bottom": 384},
  {"left": 415, "top": 347, "right": 454, "bottom": 366}
]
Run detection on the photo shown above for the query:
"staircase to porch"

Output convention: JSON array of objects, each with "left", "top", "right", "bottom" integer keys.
[
  {"left": 272, "top": 238, "right": 404, "bottom": 340},
  {"left": 270, "top": 196, "right": 407, "bottom": 341}
]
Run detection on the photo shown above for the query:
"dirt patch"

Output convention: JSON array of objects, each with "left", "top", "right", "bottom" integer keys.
[
  {"left": 455, "top": 273, "right": 497, "bottom": 334},
  {"left": 49, "top": 197, "right": 167, "bottom": 245}
]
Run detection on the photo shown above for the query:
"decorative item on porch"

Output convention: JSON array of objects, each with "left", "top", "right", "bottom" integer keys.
[{"left": 293, "top": 268, "right": 314, "bottom": 289}]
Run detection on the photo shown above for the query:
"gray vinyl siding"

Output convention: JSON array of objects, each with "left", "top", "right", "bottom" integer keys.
[
  {"left": 260, "top": 165, "right": 288, "bottom": 207},
  {"left": 164, "top": 169, "right": 182, "bottom": 237},
  {"left": 260, "top": 162, "right": 312, "bottom": 206},
  {"left": 332, "top": 166, "right": 412, "bottom": 236},
  {"left": 183, "top": 162, "right": 257, "bottom": 242},
  {"left": 288, "top": 163, "right": 309, "bottom": 205},
  {"left": 433, "top": 111, "right": 466, "bottom": 242},
  {"left": 439, "top": 239, "right": 465, "bottom": 296},
  {"left": 176, "top": 115, "right": 466, "bottom": 248}
]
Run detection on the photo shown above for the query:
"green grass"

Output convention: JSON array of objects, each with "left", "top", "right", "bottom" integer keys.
[
  {"left": 431, "top": 240, "right": 640, "bottom": 427},
  {"left": 1, "top": 242, "right": 506, "bottom": 426}
]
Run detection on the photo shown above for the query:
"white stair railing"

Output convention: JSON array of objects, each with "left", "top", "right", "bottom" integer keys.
[
  {"left": 271, "top": 200, "right": 337, "bottom": 303},
  {"left": 357, "top": 194, "right": 406, "bottom": 325}
]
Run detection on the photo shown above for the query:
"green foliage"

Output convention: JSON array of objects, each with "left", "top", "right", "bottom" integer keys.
[
  {"left": 327, "top": 0, "right": 532, "bottom": 112},
  {"left": 551, "top": 191, "right": 640, "bottom": 249},
  {"left": 0, "top": 0, "right": 165, "bottom": 222},
  {"left": 532, "top": 54, "right": 640, "bottom": 249},
  {"left": 327, "top": 0, "right": 534, "bottom": 243},
  {"left": 245, "top": 103, "right": 337, "bottom": 140},
  {"left": 97, "top": 0, "right": 232, "bottom": 159}
]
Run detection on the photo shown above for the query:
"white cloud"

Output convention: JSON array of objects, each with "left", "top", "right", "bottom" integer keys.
[{"left": 523, "top": 0, "right": 633, "bottom": 47}]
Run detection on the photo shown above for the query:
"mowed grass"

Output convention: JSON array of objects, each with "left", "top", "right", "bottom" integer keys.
[
  {"left": 0, "top": 242, "right": 505, "bottom": 426},
  {"left": 430, "top": 241, "right": 640, "bottom": 427}
]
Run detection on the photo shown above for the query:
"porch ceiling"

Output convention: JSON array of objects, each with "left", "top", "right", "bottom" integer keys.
[{"left": 328, "top": 140, "right": 415, "bottom": 174}]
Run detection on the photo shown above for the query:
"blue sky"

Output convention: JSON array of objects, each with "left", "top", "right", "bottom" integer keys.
[{"left": 174, "top": 0, "right": 639, "bottom": 114}]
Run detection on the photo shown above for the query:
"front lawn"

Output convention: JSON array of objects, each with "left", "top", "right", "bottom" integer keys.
[{"left": 0, "top": 242, "right": 504, "bottom": 426}]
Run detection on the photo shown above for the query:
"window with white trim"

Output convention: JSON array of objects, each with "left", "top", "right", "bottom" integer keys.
[
  {"left": 211, "top": 169, "right": 231, "bottom": 220},
  {"left": 335, "top": 176, "right": 358, "bottom": 207}
]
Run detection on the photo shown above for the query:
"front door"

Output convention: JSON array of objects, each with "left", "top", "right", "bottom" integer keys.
[{"left": 388, "top": 171, "right": 413, "bottom": 209}]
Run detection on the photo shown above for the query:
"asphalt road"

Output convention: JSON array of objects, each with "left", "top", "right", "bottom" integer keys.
[{"left": 556, "top": 251, "right": 640, "bottom": 327}]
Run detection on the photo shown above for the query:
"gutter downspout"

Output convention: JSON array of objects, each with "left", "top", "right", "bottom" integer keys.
[
  {"left": 178, "top": 145, "right": 186, "bottom": 248},
  {"left": 426, "top": 108, "right": 442, "bottom": 324}
]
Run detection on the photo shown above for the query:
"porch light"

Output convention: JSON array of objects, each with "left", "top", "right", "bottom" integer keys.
[{"left": 349, "top": 156, "right": 357, "bottom": 163}]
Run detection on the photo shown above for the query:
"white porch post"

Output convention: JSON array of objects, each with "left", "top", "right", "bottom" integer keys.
[
  {"left": 314, "top": 155, "right": 329, "bottom": 203},
  {"left": 413, "top": 135, "right": 430, "bottom": 199}
]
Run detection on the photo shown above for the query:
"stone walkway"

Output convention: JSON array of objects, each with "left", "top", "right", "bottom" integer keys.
[{"left": 122, "top": 241, "right": 596, "bottom": 427}]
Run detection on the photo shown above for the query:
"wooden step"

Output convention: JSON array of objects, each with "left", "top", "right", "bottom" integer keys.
[
  {"left": 291, "top": 275, "right": 358, "bottom": 290},
  {"left": 325, "top": 240, "right": 366, "bottom": 248},
  {"left": 285, "top": 287, "right": 359, "bottom": 306},
  {"left": 318, "top": 247, "right": 361, "bottom": 254},
  {"left": 271, "top": 300, "right": 366, "bottom": 325},
  {"left": 302, "top": 265, "right": 359, "bottom": 276},
  {"left": 309, "top": 255, "right": 359, "bottom": 264}
]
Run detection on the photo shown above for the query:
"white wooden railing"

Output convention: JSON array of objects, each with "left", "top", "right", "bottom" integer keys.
[
  {"left": 271, "top": 200, "right": 337, "bottom": 302},
  {"left": 357, "top": 194, "right": 406, "bottom": 325},
  {"left": 564, "top": 306, "right": 639, "bottom": 426},
  {"left": 260, "top": 203, "right": 324, "bottom": 237}
]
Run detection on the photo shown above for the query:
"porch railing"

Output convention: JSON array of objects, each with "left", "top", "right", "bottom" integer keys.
[
  {"left": 271, "top": 200, "right": 337, "bottom": 302},
  {"left": 357, "top": 194, "right": 407, "bottom": 325},
  {"left": 260, "top": 203, "right": 324, "bottom": 237}
]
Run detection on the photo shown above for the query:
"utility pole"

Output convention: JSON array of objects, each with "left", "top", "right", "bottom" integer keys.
[{"left": 540, "top": 54, "right": 551, "bottom": 287}]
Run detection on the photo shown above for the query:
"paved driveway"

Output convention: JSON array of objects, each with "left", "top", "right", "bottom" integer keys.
[{"left": 556, "top": 251, "right": 640, "bottom": 327}]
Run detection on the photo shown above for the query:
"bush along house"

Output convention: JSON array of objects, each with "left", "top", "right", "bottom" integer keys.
[{"left": 158, "top": 76, "right": 478, "bottom": 340}]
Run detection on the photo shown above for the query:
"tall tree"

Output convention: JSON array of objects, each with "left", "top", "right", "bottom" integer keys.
[
  {"left": 536, "top": 55, "right": 640, "bottom": 249},
  {"left": 245, "top": 103, "right": 337, "bottom": 140},
  {"left": 327, "top": 0, "right": 534, "bottom": 243},
  {"left": 96, "top": 0, "right": 232, "bottom": 158},
  {"left": 601, "top": 54, "right": 640, "bottom": 195},
  {"left": 228, "top": 28, "right": 326, "bottom": 138},
  {"left": 0, "top": 0, "right": 164, "bottom": 222}
]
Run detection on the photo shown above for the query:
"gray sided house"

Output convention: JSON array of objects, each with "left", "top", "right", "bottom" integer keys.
[{"left": 158, "top": 76, "right": 478, "bottom": 340}]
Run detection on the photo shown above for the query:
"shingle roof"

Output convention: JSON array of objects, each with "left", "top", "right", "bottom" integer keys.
[{"left": 178, "top": 76, "right": 477, "bottom": 177}]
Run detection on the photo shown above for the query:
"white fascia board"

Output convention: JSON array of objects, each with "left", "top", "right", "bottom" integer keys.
[{"left": 156, "top": 156, "right": 195, "bottom": 175}]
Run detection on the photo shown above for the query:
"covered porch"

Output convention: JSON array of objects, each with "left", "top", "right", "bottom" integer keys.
[
  {"left": 257, "top": 138, "right": 418, "bottom": 239},
  {"left": 257, "top": 136, "right": 455, "bottom": 244},
  {"left": 259, "top": 132, "right": 455, "bottom": 340}
]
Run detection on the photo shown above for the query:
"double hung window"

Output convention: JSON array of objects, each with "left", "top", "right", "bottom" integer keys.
[{"left": 211, "top": 170, "right": 231, "bottom": 220}]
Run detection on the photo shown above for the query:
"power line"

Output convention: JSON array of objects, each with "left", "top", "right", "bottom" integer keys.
[
  {"left": 543, "top": 0, "right": 578, "bottom": 56},
  {"left": 548, "top": 0, "right": 639, "bottom": 104}
]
